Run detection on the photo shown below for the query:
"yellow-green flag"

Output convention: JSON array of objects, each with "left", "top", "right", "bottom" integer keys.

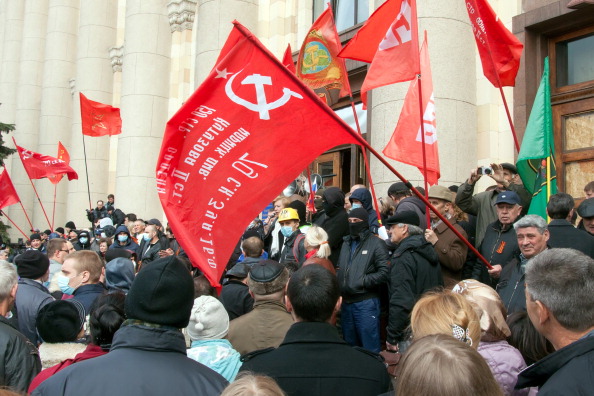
[{"left": 516, "top": 57, "right": 557, "bottom": 219}]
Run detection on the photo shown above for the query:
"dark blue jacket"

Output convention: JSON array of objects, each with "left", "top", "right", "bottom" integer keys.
[
  {"left": 350, "top": 188, "right": 381, "bottom": 234},
  {"left": 72, "top": 283, "right": 106, "bottom": 315},
  {"left": 109, "top": 225, "right": 139, "bottom": 255}
]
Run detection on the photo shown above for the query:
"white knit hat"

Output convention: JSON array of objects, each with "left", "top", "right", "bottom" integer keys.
[{"left": 186, "top": 296, "right": 229, "bottom": 341}]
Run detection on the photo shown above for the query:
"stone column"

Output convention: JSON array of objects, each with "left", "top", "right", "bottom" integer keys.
[
  {"left": 36, "top": 0, "right": 79, "bottom": 233},
  {"left": 194, "top": 0, "right": 258, "bottom": 86},
  {"left": 13, "top": 0, "right": 50, "bottom": 231},
  {"left": 1, "top": 1, "right": 26, "bottom": 239},
  {"left": 370, "top": 0, "right": 477, "bottom": 192},
  {"left": 114, "top": 0, "right": 172, "bottom": 218},
  {"left": 65, "top": 1, "right": 118, "bottom": 229}
]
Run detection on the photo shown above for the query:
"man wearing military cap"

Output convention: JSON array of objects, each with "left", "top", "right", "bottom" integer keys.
[
  {"left": 425, "top": 185, "right": 468, "bottom": 288},
  {"left": 384, "top": 211, "right": 443, "bottom": 353},
  {"left": 227, "top": 260, "right": 293, "bottom": 355},
  {"left": 578, "top": 197, "right": 594, "bottom": 236}
]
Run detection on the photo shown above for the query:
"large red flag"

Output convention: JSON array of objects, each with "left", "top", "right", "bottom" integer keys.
[
  {"left": 14, "top": 143, "right": 78, "bottom": 181},
  {"left": 0, "top": 169, "right": 20, "bottom": 210},
  {"left": 282, "top": 44, "right": 296, "bottom": 74},
  {"left": 48, "top": 142, "right": 71, "bottom": 185},
  {"left": 340, "top": 0, "right": 419, "bottom": 106},
  {"left": 383, "top": 34, "right": 440, "bottom": 185},
  {"left": 296, "top": 7, "right": 351, "bottom": 98},
  {"left": 157, "top": 22, "right": 360, "bottom": 287},
  {"left": 80, "top": 92, "right": 122, "bottom": 137},
  {"left": 465, "top": 0, "right": 523, "bottom": 87}
]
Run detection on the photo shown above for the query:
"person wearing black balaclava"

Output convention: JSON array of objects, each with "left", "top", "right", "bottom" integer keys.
[
  {"left": 336, "top": 208, "right": 389, "bottom": 354},
  {"left": 313, "top": 187, "right": 349, "bottom": 268}
]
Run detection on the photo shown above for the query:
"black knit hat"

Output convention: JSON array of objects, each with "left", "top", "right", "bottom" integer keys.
[
  {"left": 125, "top": 256, "right": 194, "bottom": 328},
  {"left": 15, "top": 250, "right": 50, "bottom": 279},
  {"left": 36, "top": 300, "right": 86, "bottom": 343},
  {"left": 386, "top": 211, "right": 420, "bottom": 227},
  {"left": 348, "top": 207, "right": 369, "bottom": 223},
  {"left": 65, "top": 221, "right": 76, "bottom": 229},
  {"left": 30, "top": 233, "right": 41, "bottom": 241}
]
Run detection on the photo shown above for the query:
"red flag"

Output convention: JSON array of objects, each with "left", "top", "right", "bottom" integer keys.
[
  {"left": 156, "top": 21, "right": 360, "bottom": 287},
  {"left": 14, "top": 142, "right": 78, "bottom": 181},
  {"left": 80, "top": 92, "right": 122, "bottom": 137},
  {"left": 282, "top": 44, "right": 296, "bottom": 74},
  {"left": 0, "top": 170, "right": 20, "bottom": 210},
  {"left": 383, "top": 34, "right": 440, "bottom": 185},
  {"left": 296, "top": 7, "right": 351, "bottom": 98},
  {"left": 465, "top": 0, "right": 523, "bottom": 87},
  {"left": 48, "top": 142, "right": 71, "bottom": 185}
]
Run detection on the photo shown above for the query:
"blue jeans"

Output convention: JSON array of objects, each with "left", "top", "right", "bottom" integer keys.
[{"left": 341, "top": 298, "right": 381, "bottom": 353}]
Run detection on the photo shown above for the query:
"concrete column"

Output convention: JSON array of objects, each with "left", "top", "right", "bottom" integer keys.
[
  {"left": 114, "top": 0, "right": 172, "bottom": 218},
  {"left": 13, "top": 0, "right": 50, "bottom": 232},
  {"left": 36, "top": 0, "right": 79, "bottom": 233},
  {"left": 65, "top": 1, "right": 118, "bottom": 229},
  {"left": 370, "top": 0, "right": 477, "bottom": 193},
  {"left": 194, "top": 0, "right": 258, "bottom": 86}
]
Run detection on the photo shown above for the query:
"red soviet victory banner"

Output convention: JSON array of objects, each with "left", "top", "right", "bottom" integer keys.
[
  {"left": 15, "top": 143, "right": 78, "bottom": 181},
  {"left": 0, "top": 169, "right": 20, "bottom": 210},
  {"left": 465, "top": 0, "right": 523, "bottom": 87},
  {"left": 383, "top": 34, "right": 440, "bottom": 185},
  {"left": 47, "top": 142, "right": 71, "bottom": 185},
  {"left": 282, "top": 44, "right": 296, "bottom": 74},
  {"left": 156, "top": 21, "right": 360, "bottom": 287},
  {"left": 296, "top": 7, "right": 351, "bottom": 98},
  {"left": 80, "top": 92, "right": 122, "bottom": 137}
]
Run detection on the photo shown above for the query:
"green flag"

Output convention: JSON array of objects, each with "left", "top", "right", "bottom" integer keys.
[{"left": 516, "top": 57, "right": 557, "bottom": 219}]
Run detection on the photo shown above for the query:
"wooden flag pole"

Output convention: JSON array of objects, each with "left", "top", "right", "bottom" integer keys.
[
  {"left": 0, "top": 209, "right": 31, "bottom": 241},
  {"left": 18, "top": 201, "right": 34, "bottom": 231},
  {"left": 51, "top": 183, "right": 57, "bottom": 230}
]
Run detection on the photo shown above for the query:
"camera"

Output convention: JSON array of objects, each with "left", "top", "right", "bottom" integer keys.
[{"left": 477, "top": 166, "right": 493, "bottom": 175}]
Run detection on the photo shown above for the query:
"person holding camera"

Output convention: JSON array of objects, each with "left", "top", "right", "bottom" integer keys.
[{"left": 455, "top": 163, "right": 531, "bottom": 247}]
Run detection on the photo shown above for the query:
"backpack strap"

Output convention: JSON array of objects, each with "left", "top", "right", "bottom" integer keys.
[{"left": 293, "top": 233, "right": 305, "bottom": 262}]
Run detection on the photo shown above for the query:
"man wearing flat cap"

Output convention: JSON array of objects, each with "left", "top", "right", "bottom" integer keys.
[
  {"left": 14, "top": 250, "right": 54, "bottom": 346},
  {"left": 577, "top": 197, "right": 594, "bottom": 236},
  {"left": 456, "top": 162, "right": 532, "bottom": 246},
  {"left": 227, "top": 260, "right": 293, "bottom": 355},
  {"left": 384, "top": 211, "right": 443, "bottom": 352},
  {"left": 425, "top": 185, "right": 468, "bottom": 288},
  {"left": 33, "top": 256, "right": 228, "bottom": 395},
  {"left": 220, "top": 263, "right": 254, "bottom": 320}
]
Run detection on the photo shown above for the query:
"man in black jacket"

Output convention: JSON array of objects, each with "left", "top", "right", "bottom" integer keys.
[
  {"left": 384, "top": 211, "right": 443, "bottom": 352},
  {"left": 313, "top": 187, "right": 349, "bottom": 267},
  {"left": 241, "top": 265, "right": 391, "bottom": 396},
  {"left": 336, "top": 208, "right": 389, "bottom": 353},
  {"left": 137, "top": 224, "right": 163, "bottom": 268},
  {"left": 33, "top": 256, "right": 227, "bottom": 396},
  {"left": 0, "top": 261, "right": 41, "bottom": 392},
  {"left": 546, "top": 193, "right": 594, "bottom": 258},
  {"left": 516, "top": 249, "right": 594, "bottom": 394}
]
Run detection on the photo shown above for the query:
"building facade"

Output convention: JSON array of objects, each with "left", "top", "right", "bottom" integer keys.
[{"left": 0, "top": 0, "right": 592, "bottom": 241}]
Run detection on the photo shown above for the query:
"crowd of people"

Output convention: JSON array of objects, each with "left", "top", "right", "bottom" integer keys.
[{"left": 0, "top": 167, "right": 593, "bottom": 395}]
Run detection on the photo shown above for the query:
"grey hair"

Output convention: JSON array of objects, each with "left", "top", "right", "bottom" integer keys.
[
  {"left": 525, "top": 248, "right": 594, "bottom": 332},
  {"left": 396, "top": 223, "right": 424, "bottom": 236},
  {"left": 0, "top": 261, "right": 18, "bottom": 300},
  {"left": 513, "top": 214, "right": 547, "bottom": 234}
]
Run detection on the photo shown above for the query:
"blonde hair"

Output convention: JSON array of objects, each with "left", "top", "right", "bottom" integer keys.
[
  {"left": 220, "top": 372, "right": 286, "bottom": 396},
  {"left": 304, "top": 226, "right": 331, "bottom": 259},
  {"left": 274, "top": 196, "right": 290, "bottom": 209},
  {"left": 410, "top": 291, "right": 481, "bottom": 349},
  {"left": 397, "top": 334, "right": 503, "bottom": 396},
  {"left": 67, "top": 250, "right": 104, "bottom": 283}
]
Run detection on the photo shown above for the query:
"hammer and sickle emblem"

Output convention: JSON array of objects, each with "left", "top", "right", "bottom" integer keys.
[{"left": 225, "top": 71, "right": 303, "bottom": 120}]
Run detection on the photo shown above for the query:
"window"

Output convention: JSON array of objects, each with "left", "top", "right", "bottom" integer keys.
[
  {"left": 313, "top": 0, "right": 370, "bottom": 31},
  {"left": 555, "top": 33, "right": 594, "bottom": 87}
]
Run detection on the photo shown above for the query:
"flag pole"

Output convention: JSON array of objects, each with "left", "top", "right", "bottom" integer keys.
[
  {"left": 12, "top": 137, "right": 53, "bottom": 230},
  {"left": 51, "top": 183, "right": 57, "bottom": 230},
  {"left": 416, "top": 31, "right": 431, "bottom": 228},
  {"left": 81, "top": 129, "right": 94, "bottom": 229},
  {"left": 0, "top": 210, "right": 31, "bottom": 241},
  {"left": 305, "top": 165, "right": 316, "bottom": 219},
  {"left": 18, "top": 201, "right": 34, "bottom": 231}
]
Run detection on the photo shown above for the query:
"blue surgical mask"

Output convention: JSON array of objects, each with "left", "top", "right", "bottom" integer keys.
[
  {"left": 118, "top": 235, "right": 128, "bottom": 243},
  {"left": 79, "top": 237, "right": 88, "bottom": 244},
  {"left": 280, "top": 226, "right": 294, "bottom": 238},
  {"left": 351, "top": 203, "right": 363, "bottom": 210},
  {"left": 57, "top": 274, "right": 76, "bottom": 295},
  {"left": 42, "top": 281, "right": 50, "bottom": 289},
  {"left": 143, "top": 233, "right": 152, "bottom": 242}
]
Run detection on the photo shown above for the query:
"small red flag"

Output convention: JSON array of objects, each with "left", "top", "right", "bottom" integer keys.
[
  {"left": 296, "top": 7, "right": 351, "bottom": 98},
  {"left": 48, "top": 142, "right": 71, "bottom": 185},
  {"left": 383, "top": 34, "right": 440, "bottom": 185},
  {"left": 0, "top": 169, "right": 20, "bottom": 210},
  {"left": 340, "top": 0, "right": 419, "bottom": 106},
  {"left": 80, "top": 92, "right": 122, "bottom": 137},
  {"left": 282, "top": 44, "right": 296, "bottom": 73},
  {"left": 14, "top": 141, "right": 78, "bottom": 181},
  {"left": 156, "top": 21, "right": 360, "bottom": 287},
  {"left": 465, "top": 0, "right": 523, "bottom": 87}
]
